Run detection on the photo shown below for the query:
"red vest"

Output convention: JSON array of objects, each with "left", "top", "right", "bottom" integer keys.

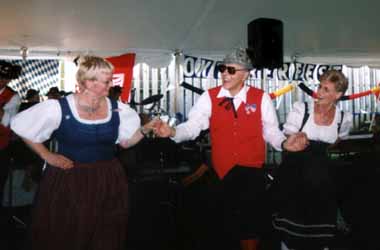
[
  {"left": 0, "top": 86, "right": 15, "bottom": 108},
  {"left": 0, "top": 87, "right": 16, "bottom": 150},
  {"left": 209, "top": 86, "right": 265, "bottom": 179}
]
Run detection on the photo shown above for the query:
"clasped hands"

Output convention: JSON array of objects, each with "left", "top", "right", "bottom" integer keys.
[
  {"left": 282, "top": 132, "right": 309, "bottom": 152},
  {"left": 141, "top": 118, "right": 175, "bottom": 138}
]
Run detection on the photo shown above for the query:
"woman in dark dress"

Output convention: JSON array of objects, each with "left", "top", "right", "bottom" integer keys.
[
  {"left": 272, "top": 70, "right": 353, "bottom": 250},
  {"left": 11, "top": 56, "right": 154, "bottom": 250}
]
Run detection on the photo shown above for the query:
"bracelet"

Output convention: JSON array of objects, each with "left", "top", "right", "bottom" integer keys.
[{"left": 140, "top": 127, "right": 149, "bottom": 137}]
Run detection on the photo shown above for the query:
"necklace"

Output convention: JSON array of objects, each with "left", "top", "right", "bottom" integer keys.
[{"left": 75, "top": 95, "right": 102, "bottom": 114}]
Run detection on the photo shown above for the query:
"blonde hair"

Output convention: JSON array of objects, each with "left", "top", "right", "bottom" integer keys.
[{"left": 75, "top": 56, "right": 114, "bottom": 85}]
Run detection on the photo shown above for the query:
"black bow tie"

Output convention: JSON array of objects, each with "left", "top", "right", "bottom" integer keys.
[{"left": 218, "top": 97, "right": 238, "bottom": 118}]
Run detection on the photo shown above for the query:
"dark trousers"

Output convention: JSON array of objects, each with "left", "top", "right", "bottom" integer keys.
[
  {"left": 215, "top": 166, "right": 270, "bottom": 241},
  {"left": 0, "top": 148, "right": 11, "bottom": 207}
]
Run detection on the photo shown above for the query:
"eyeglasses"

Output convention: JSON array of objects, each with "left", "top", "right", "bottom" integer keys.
[{"left": 217, "top": 64, "right": 248, "bottom": 75}]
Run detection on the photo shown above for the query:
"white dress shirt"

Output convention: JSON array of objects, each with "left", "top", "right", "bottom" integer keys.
[
  {"left": 172, "top": 85, "right": 286, "bottom": 151},
  {"left": 10, "top": 94, "right": 140, "bottom": 143}
]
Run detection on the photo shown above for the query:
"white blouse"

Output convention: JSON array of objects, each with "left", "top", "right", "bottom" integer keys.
[
  {"left": 283, "top": 101, "right": 353, "bottom": 144},
  {"left": 10, "top": 94, "right": 141, "bottom": 144}
]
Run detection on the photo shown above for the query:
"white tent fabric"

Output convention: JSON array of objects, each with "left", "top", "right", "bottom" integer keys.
[{"left": 1, "top": 0, "right": 380, "bottom": 66}]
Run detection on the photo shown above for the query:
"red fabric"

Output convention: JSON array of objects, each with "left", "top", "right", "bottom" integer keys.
[
  {"left": 0, "top": 87, "right": 15, "bottom": 108},
  {"left": 107, "top": 53, "right": 136, "bottom": 102},
  {"left": 0, "top": 87, "right": 16, "bottom": 149},
  {"left": 209, "top": 86, "right": 266, "bottom": 179},
  {"left": 240, "top": 239, "right": 259, "bottom": 250},
  {"left": 348, "top": 90, "right": 372, "bottom": 100},
  {"left": 0, "top": 125, "right": 11, "bottom": 150}
]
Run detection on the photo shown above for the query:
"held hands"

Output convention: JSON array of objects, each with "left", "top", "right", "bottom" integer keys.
[
  {"left": 141, "top": 118, "right": 161, "bottom": 136},
  {"left": 283, "top": 132, "right": 309, "bottom": 152},
  {"left": 152, "top": 120, "right": 175, "bottom": 138}
]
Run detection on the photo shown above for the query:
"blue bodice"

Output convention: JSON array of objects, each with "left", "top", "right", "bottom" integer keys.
[{"left": 52, "top": 97, "right": 120, "bottom": 163}]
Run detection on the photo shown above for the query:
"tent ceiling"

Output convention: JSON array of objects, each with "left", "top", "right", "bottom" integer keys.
[{"left": 1, "top": 0, "right": 380, "bottom": 63}]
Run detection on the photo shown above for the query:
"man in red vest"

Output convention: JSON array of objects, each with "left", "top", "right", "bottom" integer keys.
[
  {"left": 155, "top": 48, "right": 308, "bottom": 250},
  {"left": 0, "top": 60, "right": 21, "bottom": 206}
]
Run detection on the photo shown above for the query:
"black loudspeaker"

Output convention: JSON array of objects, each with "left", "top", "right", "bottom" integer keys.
[{"left": 247, "top": 18, "right": 283, "bottom": 69}]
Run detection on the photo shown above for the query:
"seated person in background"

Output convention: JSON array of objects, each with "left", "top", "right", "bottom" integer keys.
[
  {"left": 19, "top": 88, "right": 40, "bottom": 112},
  {"left": 45, "top": 86, "right": 61, "bottom": 100},
  {"left": 271, "top": 69, "right": 353, "bottom": 250}
]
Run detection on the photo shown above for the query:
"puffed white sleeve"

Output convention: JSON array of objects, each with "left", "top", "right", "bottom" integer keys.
[
  {"left": 172, "top": 91, "right": 211, "bottom": 143},
  {"left": 283, "top": 101, "right": 305, "bottom": 135},
  {"left": 117, "top": 102, "right": 141, "bottom": 142},
  {"left": 10, "top": 99, "right": 62, "bottom": 143},
  {"left": 261, "top": 93, "right": 286, "bottom": 151}
]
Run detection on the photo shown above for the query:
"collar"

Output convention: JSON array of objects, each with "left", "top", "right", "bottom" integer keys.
[{"left": 216, "top": 85, "right": 248, "bottom": 104}]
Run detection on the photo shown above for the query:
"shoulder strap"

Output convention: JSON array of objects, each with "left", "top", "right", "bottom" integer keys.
[
  {"left": 108, "top": 99, "right": 121, "bottom": 129},
  {"left": 57, "top": 97, "right": 70, "bottom": 117},
  {"left": 110, "top": 98, "right": 118, "bottom": 110},
  {"left": 299, "top": 102, "right": 309, "bottom": 132},
  {"left": 337, "top": 111, "right": 344, "bottom": 133}
]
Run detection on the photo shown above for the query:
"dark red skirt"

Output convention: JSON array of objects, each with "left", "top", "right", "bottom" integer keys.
[{"left": 27, "top": 158, "right": 128, "bottom": 250}]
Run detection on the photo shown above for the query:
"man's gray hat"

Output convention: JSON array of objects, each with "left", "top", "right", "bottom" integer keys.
[{"left": 222, "top": 48, "right": 253, "bottom": 70}]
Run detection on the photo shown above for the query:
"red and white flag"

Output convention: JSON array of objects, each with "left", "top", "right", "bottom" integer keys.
[{"left": 107, "top": 53, "right": 136, "bottom": 102}]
